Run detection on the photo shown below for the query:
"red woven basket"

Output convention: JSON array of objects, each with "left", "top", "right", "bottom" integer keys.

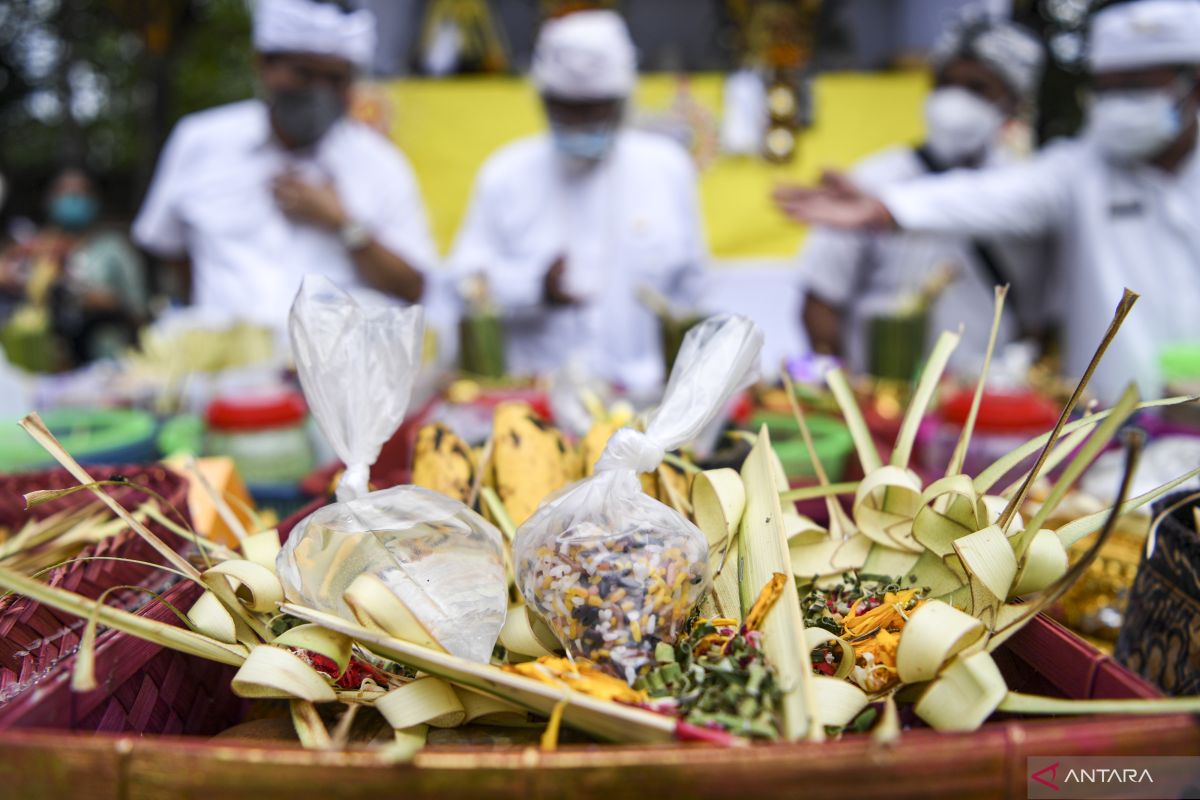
[
  {"left": 0, "top": 578, "right": 244, "bottom": 734},
  {"left": 0, "top": 465, "right": 191, "bottom": 704},
  {"left": 0, "top": 495, "right": 326, "bottom": 735}
]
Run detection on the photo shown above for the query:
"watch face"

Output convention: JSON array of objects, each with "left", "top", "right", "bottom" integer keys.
[{"left": 341, "top": 221, "right": 371, "bottom": 250}]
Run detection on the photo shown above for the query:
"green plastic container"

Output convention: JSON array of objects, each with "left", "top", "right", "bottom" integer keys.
[
  {"left": 867, "top": 310, "right": 928, "bottom": 381},
  {"left": 157, "top": 414, "right": 206, "bottom": 458},
  {"left": 0, "top": 407, "right": 158, "bottom": 473},
  {"left": 459, "top": 313, "right": 507, "bottom": 379},
  {"left": 750, "top": 410, "right": 855, "bottom": 481},
  {"left": 1159, "top": 343, "right": 1200, "bottom": 384}
]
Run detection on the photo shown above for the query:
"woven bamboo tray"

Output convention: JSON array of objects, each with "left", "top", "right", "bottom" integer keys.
[
  {"left": 0, "top": 499, "right": 1194, "bottom": 799},
  {"left": 0, "top": 465, "right": 191, "bottom": 704}
]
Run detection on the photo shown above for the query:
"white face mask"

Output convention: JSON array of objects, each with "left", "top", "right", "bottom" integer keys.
[
  {"left": 923, "top": 87, "right": 1006, "bottom": 166},
  {"left": 1087, "top": 88, "right": 1186, "bottom": 164}
]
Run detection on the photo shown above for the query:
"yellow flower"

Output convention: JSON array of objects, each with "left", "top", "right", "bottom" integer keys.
[{"left": 502, "top": 657, "right": 648, "bottom": 704}]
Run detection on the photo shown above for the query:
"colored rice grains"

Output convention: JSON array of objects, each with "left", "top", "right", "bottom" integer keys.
[{"left": 518, "top": 522, "right": 707, "bottom": 684}]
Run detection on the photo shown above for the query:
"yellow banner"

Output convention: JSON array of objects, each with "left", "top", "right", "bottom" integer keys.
[{"left": 375, "top": 71, "right": 929, "bottom": 260}]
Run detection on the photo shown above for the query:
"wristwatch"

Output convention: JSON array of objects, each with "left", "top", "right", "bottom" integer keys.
[{"left": 338, "top": 219, "right": 372, "bottom": 251}]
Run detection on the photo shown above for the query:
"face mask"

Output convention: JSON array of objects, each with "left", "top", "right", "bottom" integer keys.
[
  {"left": 550, "top": 122, "right": 617, "bottom": 164},
  {"left": 1087, "top": 88, "right": 1186, "bottom": 164},
  {"left": 923, "top": 87, "right": 1006, "bottom": 166},
  {"left": 267, "top": 86, "right": 346, "bottom": 147},
  {"left": 49, "top": 193, "right": 98, "bottom": 231}
]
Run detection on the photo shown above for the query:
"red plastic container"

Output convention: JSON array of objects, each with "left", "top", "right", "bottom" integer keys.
[
  {"left": 939, "top": 389, "right": 1061, "bottom": 434},
  {"left": 206, "top": 392, "right": 308, "bottom": 432},
  {"left": 923, "top": 389, "right": 1062, "bottom": 477}
]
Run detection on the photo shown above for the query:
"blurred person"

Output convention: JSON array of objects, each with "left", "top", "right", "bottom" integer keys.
[
  {"left": 448, "top": 10, "right": 706, "bottom": 397},
  {"left": 798, "top": 12, "right": 1049, "bottom": 375},
  {"left": 0, "top": 168, "right": 146, "bottom": 366},
  {"left": 775, "top": 0, "right": 1200, "bottom": 403},
  {"left": 133, "top": 0, "right": 435, "bottom": 331}
]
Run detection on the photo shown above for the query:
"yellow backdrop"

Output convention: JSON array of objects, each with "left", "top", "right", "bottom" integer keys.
[{"left": 381, "top": 71, "right": 929, "bottom": 259}]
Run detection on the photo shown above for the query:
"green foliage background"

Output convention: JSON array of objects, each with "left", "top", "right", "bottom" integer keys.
[{"left": 0, "top": 0, "right": 255, "bottom": 219}]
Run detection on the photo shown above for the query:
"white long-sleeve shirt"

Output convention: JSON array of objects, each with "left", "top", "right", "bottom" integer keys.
[
  {"left": 880, "top": 133, "right": 1200, "bottom": 402},
  {"left": 133, "top": 99, "right": 437, "bottom": 330},
  {"left": 449, "top": 129, "right": 706, "bottom": 395},
  {"left": 799, "top": 146, "right": 1050, "bottom": 376}
]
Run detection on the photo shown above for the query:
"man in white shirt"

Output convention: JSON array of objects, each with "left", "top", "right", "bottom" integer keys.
[
  {"left": 776, "top": 0, "right": 1200, "bottom": 403},
  {"left": 133, "top": 0, "right": 436, "bottom": 330},
  {"left": 799, "top": 13, "right": 1047, "bottom": 376},
  {"left": 448, "top": 10, "right": 706, "bottom": 397}
]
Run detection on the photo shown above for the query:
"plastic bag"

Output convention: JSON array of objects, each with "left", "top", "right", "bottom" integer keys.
[
  {"left": 514, "top": 315, "right": 763, "bottom": 682},
  {"left": 277, "top": 276, "right": 507, "bottom": 663},
  {"left": 277, "top": 485, "right": 507, "bottom": 663},
  {"left": 287, "top": 277, "right": 423, "bottom": 502}
]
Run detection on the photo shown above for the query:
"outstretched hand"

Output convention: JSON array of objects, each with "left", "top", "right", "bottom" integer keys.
[{"left": 772, "top": 170, "right": 897, "bottom": 230}]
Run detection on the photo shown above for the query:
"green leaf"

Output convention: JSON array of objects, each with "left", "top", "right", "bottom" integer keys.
[
  {"left": 972, "top": 396, "right": 1194, "bottom": 494},
  {"left": 1010, "top": 385, "right": 1139, "bottom": 559},
  {"left": 0, "top": 565, "right": 246, "bottom": 665},
  {"left": 995, "top": 289, "right": 1140, "bottom": 532},
  {"left": 1056, "top": 463, "right": 1200, "bottom": 548},
  {"left": 998, "top": 692, "right": 1200, "bottom": 716},
  {"left": 946, "top": 287, "right": 1008, "bottom": 477},
  {"left": 739, "top": 426, "right": 818, "bottom": 742},
  {"left": 893, "top": 330, "right": 960, "bottom": 469},
  {"left": 825, "top": 368, "right": 881, "bottom": 474}
]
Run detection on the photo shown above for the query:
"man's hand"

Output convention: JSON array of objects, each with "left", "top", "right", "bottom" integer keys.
[
  {"left": 273, "top": 171, "right": 425, "bottom": 303},
  {"left": 272, "top": 173, "right": 348, "bottom": 230},
  {"left": 772, "top": 170, "right": 897, "bottom": 230},
  {"left": 543, "top": 256, "right": 580, "bottom": 307}
]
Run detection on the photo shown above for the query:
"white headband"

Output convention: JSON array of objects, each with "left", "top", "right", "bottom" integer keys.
[
  {"left": 253, "top": 0, "right": 376, "bottom": 70},
  {"left": 932, "top": 10, "right": 1045, "bottom": 100},
  {"left": 1089, "top": 0, "right": 1200, "bottom": 73},
  {"left": 532, "top": 10, "right": 637, "bottom": 101}
]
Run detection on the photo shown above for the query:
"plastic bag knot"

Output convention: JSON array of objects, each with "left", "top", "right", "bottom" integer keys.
[
  {"left": 595, "top": 428, "right": 665, "bottom": 474},
  {"left": 337, "top": 462, "right": 371, "bottom": 502}
]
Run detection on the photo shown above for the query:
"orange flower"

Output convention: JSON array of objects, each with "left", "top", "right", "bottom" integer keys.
[
  {"left": 744, "top": 573, "right": 788, "bottom": 632},
  {"left": 841, "top": 589, "right": 923, "bottom": 692},
  {"left": 842, "top": 589, "right": 922, "bottom": 638}
]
